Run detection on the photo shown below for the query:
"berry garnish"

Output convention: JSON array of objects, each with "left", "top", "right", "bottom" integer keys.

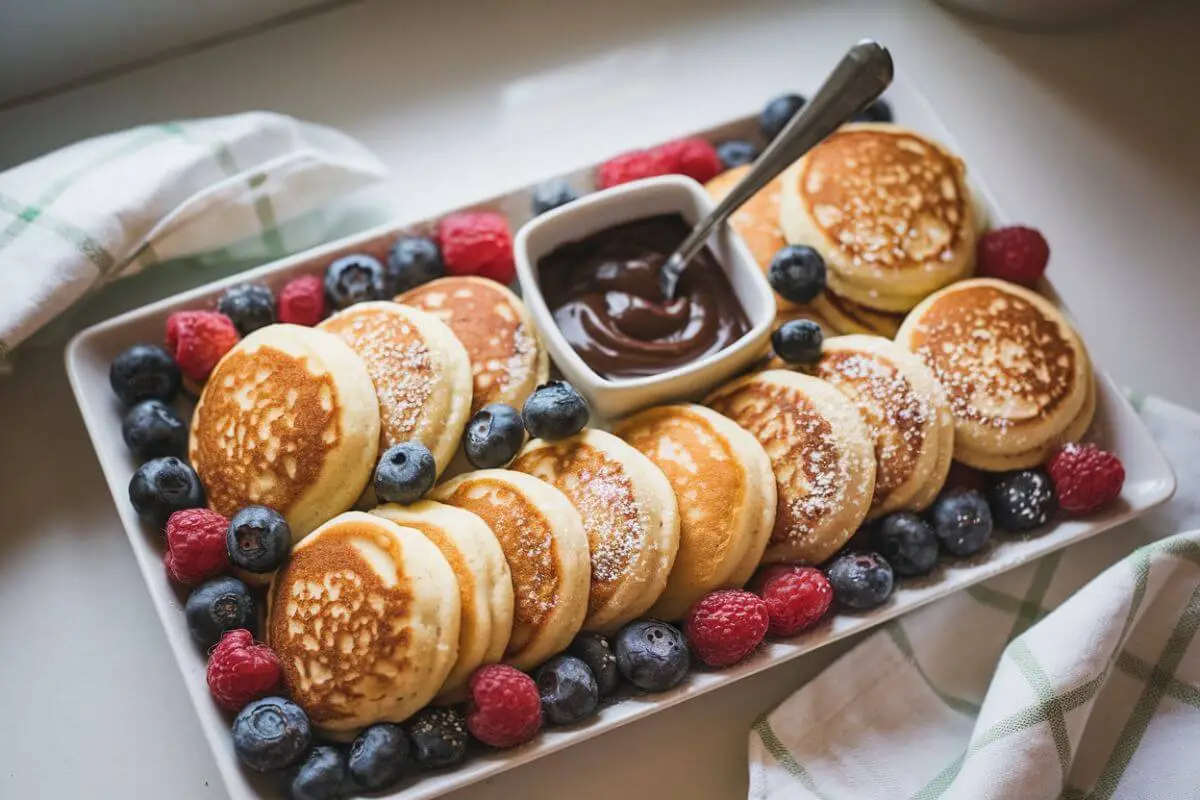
[
  {"left": 206, "top": 629, "right": 282, "bottom": 712},
  {"left": 122, "top": 399, "right": 187, "bottom": 459},
  {"left": 522, "top": 381, "right": 589, "bottom": 441},
  {"left": 466, "top": 664, "right": 542, "bottom": 748},
  {"left": 826, "top": 551, "right": 895, "bottom": 610},
  {"left": 568, "top": 632, "right": 620, "bottom": 697},
  {"left": 655, "top": 137, "right": 723, "bottom": 184},
  {"left": 977, "top": 226, "right": 1050, "bottom": 288},
  {"left": 772, "top": 319, "right": 824, "bottom": 365},
  {"left": 109, "top": 343, "right": 181, "bottom": 405},
  {"left": 231, "top": 696, "right": 311, "bottom": 772},
  {"left": 613, "top": 619, "right": 690, "bottom": 692},
  {"left": 871, "top": 512, "right": 939, "bottom": 577},
  {"left": 348, "top": 723, "right": 410, "bottom": 792},
  {"left": 437, "top": 211, "right": 516, "bottom": 285},
  {"left": 226, "top": 505, "right": 291, "bottom": 574},
  {"left": 750, "top": 564, "right": 833, "bottom": 637},
  {"left": 853, "top": 98, "right": 894, "bottom": 123},
  {"left": 464, "top": 403, "right": 525, "bottom": 469},
  {"left": 373, "top": 441, "right": 437, "bottom": 505},
  {"left": 386, "top": 235, "right": 444, "bottom": 295},
  {"left": 685, "top": 589, "right": 770, "bottom": 667},
  {"left": 931, "top": 488, "right": 994, "bottom": 557},
  {"left": 716, "top": 139, "right": 759, "bottom": 170},
  {"left": 164, "top": 508, "right": 231, "bottom": 585},
  {"left": 129, "top": 456, "right": 205, "bottom": 527},
  {"left": 769, "top": 245, "right": 827, "bottom": 303},
  {"left": 760, "top": 94, "right": 806, "bottom": 141},
  {"left": 165, "top": 310, "right": 240, "bottom": 383},
  {"left": 217, "top": 283, "right": 276, "bottom": 336},
  {"left": 1047, "top": 443, "right": 1125, "bottom": 515},
  {"left": 535, "top": 654, "right": 600, "bottom": 726},
  {"left": 324, "top": 254, "right": 386, "bottom": 310},
  {"left": 185, "top": 575, "right": 256, "bottom": 648},
  {"left": 596, "top": 148, "right": 673, "bottom": 190},
  {"left": 277, "top": 275, "right": 326, "bottom": 326},
  {"left": 289, "top": 745, "right": 347, "bottom": 800},
  {"left": 531, "top": 178, "right": 580, "bottom": 216},
  {"left": 988, "top": 469, "right": 1058, "bottom": 531},
  {"left": 405, "top": 707, "right": 469, "bottom": 769}
]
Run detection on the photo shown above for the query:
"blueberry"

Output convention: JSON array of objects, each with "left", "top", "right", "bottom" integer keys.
[
  {"left": 531, "top": 178, "right": 579, "bottom": 216},
  {"left": 771, "top": 319, "right": 824, "bottom": 365},
  {"left": 121, "top": 399, "right": 187, "bottom": 459},
  {"left": 232, "top": 696, "right": 311, "bottom": 773},
  {"left": 217, "top": 283, "right": 276, "bottom": 336},
  {"left": 760, "top": 93, "right": 807, "bottom": 141},
  {"left": 128, "top": 456, "right": 205, "bottom": 527},
  {"left": 931, "top": 488, "right": 994, "bottom": 557},
  {"left": 404, "top": 707, "right": 468, "bottom": 769},
  {"left": 373, "top": 442, "right": 437, "bottom": 505},
  {"left": 854, "top": 98, "right": 894, "bottom": 123},
  {"left": 826, "top": 551, "right": 894, "bottom": 610},
  {"left": 716, "top": 139, "right": 759, "bottom": 170},
  {"left": 568, "top": 632, "right": 619, "bottom": 697},
  {"left": 522, "top": 381, "right": 589, "bottom": 441},
  {"left": 110, "top": 344, "right": 181, "bottom": 405},
  {"left": 988, "top": 469, "right": 1058, "bottom": 532},
  {"left": 289, "top": 745, "right": 348, "bottom": 800},
  {"left": 185, "top": 576, "right": 256, "bottom": 647},
  {"left": 614, "top": 619, "right": 690, "bottom": 693},
  {"left": 871, "top": 512, "right": 938, "bottom": 577},
  {"left": 535, "top": 655, "right": 600, "bottom": 726},
  {"left": 348, "top": 723, "right": 409, "bottom": 791},
  {"left": 768, "top": 245, "right": 827, "bottom": 304},
  {"left": 464, "top": 403, "right": 525, "bottom": 468},
  {"left": 324, "top": 254, "right": 386, "bottom": 310},
  {"left": 386, "top": 236, "right": 444, "bottom": 295},
  {"left": 227, "top": 505, "right": 291, "bottom": 573}
]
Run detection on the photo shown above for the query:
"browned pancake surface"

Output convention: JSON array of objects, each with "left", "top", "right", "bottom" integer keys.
[{"left": 706, "top": 167, "right": 787, "bottom": 275}]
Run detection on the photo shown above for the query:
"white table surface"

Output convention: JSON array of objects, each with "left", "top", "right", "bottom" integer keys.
[{"left": 2, "top": 1, "right": 1199, "bottom": 798}]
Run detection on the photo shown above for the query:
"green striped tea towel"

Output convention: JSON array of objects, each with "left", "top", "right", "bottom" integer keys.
[
  {"left": 0, "top": 111, "right": 386, "bottom": 367},
  {"left": 750, "top": 395, "right": 1200, "bottom": 800}
]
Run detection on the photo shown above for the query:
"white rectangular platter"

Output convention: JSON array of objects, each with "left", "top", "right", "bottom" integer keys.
[{"left": 65, "top": 73, "right": 1176, "bottom": 800}]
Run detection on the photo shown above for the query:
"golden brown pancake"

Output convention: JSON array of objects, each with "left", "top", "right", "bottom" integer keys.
[
  {"left": 812, "top": 288, "right": 904, "bottom": 338},
  {"left": 705, "top": 166, "right": 796, "bottom": 311}
]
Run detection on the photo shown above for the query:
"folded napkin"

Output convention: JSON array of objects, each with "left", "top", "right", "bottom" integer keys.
[
  {"left": 0, "top": 111, "right": 387, "bottom": 367},
  {"left": 750, "top": 394, "right": 1200, "bottom": 800}
]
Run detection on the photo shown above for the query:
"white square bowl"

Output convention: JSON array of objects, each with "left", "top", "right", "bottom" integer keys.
[{"left": 513, "top": 175, "right": 775, "bottom": 420}]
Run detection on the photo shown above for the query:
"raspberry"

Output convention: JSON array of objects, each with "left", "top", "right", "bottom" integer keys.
[
  {"left": 437, "top": 212, "right": 515, "bottom": 285},
  {"left": 207, "top": 629, "right": 283, "bottom": 712},
  {"left": 164, "top": 508, "right": 231, "bottom": 585},
  {"left": 595, "top": 148, "right": 673, "bottom": 190},
  {"left": 1047, "top": 443, "right": 1125, "bottom": 515},
  {"left": 277, "top": 275, "right": 325, "bottom": 326},
  {"left": 684, "top": 589, "right": 769, "bottom": 668},
  {"left": 655, "top": 137, "right": 723, "bottom": 184},
  {"left": 977, "top": 226, "right": 1050, "bottom": 288},
  {"left": 465, "top": 664, "right": 542, "bottom": 748},
  {"left": 165, "top": 311, "right": 239, "bottom": 383},
  {"left": 751, "top": 565, "right": 833, "bottom": 637}
]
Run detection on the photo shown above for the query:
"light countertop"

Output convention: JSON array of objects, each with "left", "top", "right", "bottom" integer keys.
[{"left": 1, "top": 1, "right": 1198, "bottom": 798}]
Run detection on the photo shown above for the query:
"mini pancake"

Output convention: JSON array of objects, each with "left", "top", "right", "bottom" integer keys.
[
  {"left": 398, "top": 276, "right": 549, "bottom": 414},
  {"left": 811, "top": 289, "right": 905, "bottom": 338},
  {"left": 705, "top": 166, "right": 793, "bottom": 304},
  {"left": 370, "top": 500, "right": 514, "bottom": 703},
  {"left": 189, "top": 324, "right": 380, "bottom": 542},
  {"left": 706, "top": 370, "right": 876, "bottom": 565},
  {"left": 512, "top": 429, "right": 681, "bottom": 634},
  {"left": 430, "top": 469, "right": 590, "bottom": 671},
  {"left": 614, "top": 404, "right": 776, "bottom": 621},
  {"left": 266, "top": 512, "right": 459, "bottom": 738},
  {"left": 319, "top": 302, "right": 471, "bottom": 475}
]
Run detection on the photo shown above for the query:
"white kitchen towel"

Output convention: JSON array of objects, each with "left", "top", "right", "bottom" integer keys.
[
  {"left": 749, "top": 394, "right": 1200, "bottom": 800},
  {"left": 0, "top": 111, "right": 387, "bottom": 365}
]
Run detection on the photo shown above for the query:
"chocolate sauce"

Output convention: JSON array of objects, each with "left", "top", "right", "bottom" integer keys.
[{"left": 538, "top": 214, "right": 751, "bottom": 380}]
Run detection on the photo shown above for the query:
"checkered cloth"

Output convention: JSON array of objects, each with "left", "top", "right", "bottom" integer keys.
[
  {"left": 750, "top": 394, "right": 1200, "bottom": 800},
  {"left": 0, "top": 111, "right": 386, "bottom": 368}
]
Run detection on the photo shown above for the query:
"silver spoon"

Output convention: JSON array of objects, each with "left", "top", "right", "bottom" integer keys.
[{"left": 658, "top": 39, "right": 895, "bottom": 300}]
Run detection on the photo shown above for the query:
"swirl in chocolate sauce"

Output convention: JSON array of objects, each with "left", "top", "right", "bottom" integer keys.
[{"left": 538, "top": 214, "right": 751, "bottom": 380}]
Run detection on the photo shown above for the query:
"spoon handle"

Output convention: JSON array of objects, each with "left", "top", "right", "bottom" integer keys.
[{"left": 659, "top": 39, "right": 894, "bottom": 298}]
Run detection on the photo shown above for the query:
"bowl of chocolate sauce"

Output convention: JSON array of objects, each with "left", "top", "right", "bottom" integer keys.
[{"left": 514, "top": 175, "right": 774, "bottom": 419}]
